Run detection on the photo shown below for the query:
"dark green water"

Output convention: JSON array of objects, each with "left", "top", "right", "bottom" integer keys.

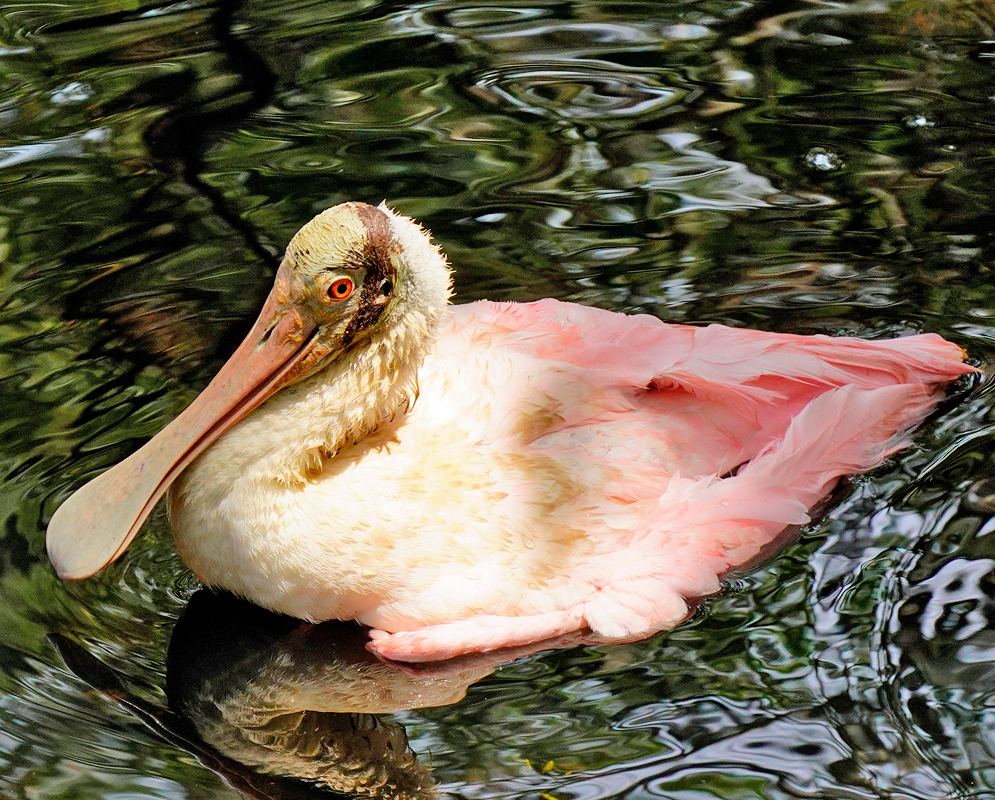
[{"left": 3, "top": 0, "right": 995, "bottom": 797}]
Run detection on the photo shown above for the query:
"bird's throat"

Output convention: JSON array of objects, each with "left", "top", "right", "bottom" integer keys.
[{"left": 172, "top": 312, "right": 433, "bottom": 500}]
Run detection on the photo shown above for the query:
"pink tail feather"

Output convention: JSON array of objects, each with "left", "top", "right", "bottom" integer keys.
[
  {"left": 448, "top": 300, "right": 974, "bottom": 649},
  {"left": 577, "top": 381, "right": 951, "bottom": 639},
  {"left": 465, "top": 298, "right": 972, "bottom": 411}
]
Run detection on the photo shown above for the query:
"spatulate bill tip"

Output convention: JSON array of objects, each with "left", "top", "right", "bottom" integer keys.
[
  {"left": 46, "top": 540, "right": 102, "bottom": 580},
  {"left": 45, "top": 485, "right": 138, "bottom": 581},
  {"left": 48, "top": 557, "right": 99, "bottom": 581},
  {"left": 46, "top": 525, "right": 115, "bottom": 580}
]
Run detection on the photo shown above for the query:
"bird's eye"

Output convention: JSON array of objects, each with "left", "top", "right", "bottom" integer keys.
[
  {"left": 328, "top": 277, "right": 355, "bottom": 301},
  {"left": 380, "top": 279, "right": 393, "bottom": 296}
]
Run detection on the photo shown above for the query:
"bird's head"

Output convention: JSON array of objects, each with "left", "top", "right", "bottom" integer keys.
[
  {"left": 248, "top": 201, "right": 451, "bottom": 385},
  {"left": 46, "top": 202, "right": 451, "bottom": 580}
]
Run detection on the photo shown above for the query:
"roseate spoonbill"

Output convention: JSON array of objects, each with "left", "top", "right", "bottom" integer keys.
[{"left": 46, "top": 202, "right": 975, "bottom": 661}]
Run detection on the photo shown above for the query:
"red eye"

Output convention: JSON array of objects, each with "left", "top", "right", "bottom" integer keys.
[{"left": 328, "top": 277, "right": 355, "bottom": 301}]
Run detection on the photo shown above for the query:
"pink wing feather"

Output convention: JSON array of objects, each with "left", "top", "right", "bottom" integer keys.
[
  {"left": 371, "top": 300, "right": 974, "bottom": 660},
  {"left": 473, "top": 301, "right": 970, "bottom": 633}
]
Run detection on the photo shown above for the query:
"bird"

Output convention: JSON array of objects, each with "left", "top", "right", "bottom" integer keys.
[{"left": 46, "top": 201, "right": 976, "bottom": 662}]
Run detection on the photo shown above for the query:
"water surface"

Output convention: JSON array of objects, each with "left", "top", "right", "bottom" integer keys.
[{"left": 3, "top": 0, "right": 995, "bottom": 798}]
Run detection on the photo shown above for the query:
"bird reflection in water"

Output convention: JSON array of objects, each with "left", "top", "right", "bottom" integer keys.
[
  {"left": 54, "top": 589, "right": 587, "bottom": 799},
  {"left": 168, "top": 590, "right": 477, "bottom": 799}
]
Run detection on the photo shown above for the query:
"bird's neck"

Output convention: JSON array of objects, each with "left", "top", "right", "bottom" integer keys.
[{"left": 186, "top": 308, "right": 437, "bottom": 490}]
